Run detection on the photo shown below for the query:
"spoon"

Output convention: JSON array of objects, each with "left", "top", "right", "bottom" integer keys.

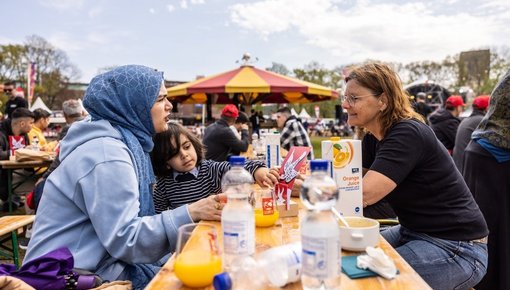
[{"left": 331, "top": 207, "right": 350, "bottom": 228}]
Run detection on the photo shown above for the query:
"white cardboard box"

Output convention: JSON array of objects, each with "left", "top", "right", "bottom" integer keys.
[{"left": 264, "top": 133, "right": 281, "bottom": 168}]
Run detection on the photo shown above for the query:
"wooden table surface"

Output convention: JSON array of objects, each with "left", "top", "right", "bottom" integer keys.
[
  {"left": 146, "top": 198, "right": 431, "bottom": 290},
  {"left": 0, "top": 159, "right": 54, "bottom": 170},
  {"left": 0, "top": 215, "right": 36, "bottom": 236}
]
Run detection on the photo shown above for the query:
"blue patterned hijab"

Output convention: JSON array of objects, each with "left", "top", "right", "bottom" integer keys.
[{"left": 83, "top": 65, "right": 163, "bottom": 216}]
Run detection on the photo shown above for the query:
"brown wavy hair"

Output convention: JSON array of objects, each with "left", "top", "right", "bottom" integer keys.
[
  {"left": 151, "top": 122, "right": 205, "bottom": 177},
  {"left": 346, "top": 62, "right": 424, "bottom": 136}
]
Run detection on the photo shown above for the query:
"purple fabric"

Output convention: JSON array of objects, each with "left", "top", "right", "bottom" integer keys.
[{"left": 0, "top": 247, "right": 73, "bottom": 289}]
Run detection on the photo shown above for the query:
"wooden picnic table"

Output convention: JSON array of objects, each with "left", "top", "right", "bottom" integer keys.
[
  {"left": 0, "top": 159, "right": 54, "bottom": 212},
  {"left": 145, "top": 198, "right": 431, "bottom": 290}
]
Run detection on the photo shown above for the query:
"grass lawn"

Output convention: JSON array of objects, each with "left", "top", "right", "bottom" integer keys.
[{"left": 310, "top": 136, "right": 330, "bottom": 159}]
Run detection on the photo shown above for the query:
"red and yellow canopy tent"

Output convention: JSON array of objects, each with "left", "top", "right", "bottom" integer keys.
[{"left": 167, "top": 65, "right": 339, "bottom": 106}]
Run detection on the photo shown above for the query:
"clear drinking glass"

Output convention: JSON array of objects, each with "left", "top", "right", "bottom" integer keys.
[
  {"left": 173, "top": 223, "right": 222, "bottom": 288},
  {"left": 254, "top": 187, "right": 280, "bottom": 227}
]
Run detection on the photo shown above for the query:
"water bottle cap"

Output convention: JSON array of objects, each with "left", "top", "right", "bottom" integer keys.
[
  {"left": 310, "top": 159, "right": 329, "bottom": 171},
  {"left": 228, "top": 156, "right": 245, "bottom": 166},
  {"left": 213, "top": 272, "right": 232, "bottom": 290}
]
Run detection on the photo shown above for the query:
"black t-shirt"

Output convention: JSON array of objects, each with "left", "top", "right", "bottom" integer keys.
[
  {"left": 362, "top": 119, "right": 488, "bottom": 241},
  {"left": 5, "top": 97, "right": 28, "bottom": 119}
]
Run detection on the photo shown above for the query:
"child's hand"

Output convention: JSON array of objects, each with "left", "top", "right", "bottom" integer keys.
[{"left": 254, "top": 167, "right": 279, "bottom": 188}]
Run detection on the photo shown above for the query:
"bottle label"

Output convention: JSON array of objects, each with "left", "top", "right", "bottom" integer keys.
[
  {"left": 301, "top": 235, "right": 341, "bottom": 279},
  {"left": 284, "top": 244, "right": 302, "bottom": 283},
  {"left": 222, "top": 220, "right": 254, "bottom": 255}
]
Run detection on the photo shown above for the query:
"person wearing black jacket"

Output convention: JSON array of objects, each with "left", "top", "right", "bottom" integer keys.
[
  {"left": 453, "top": 95, "right": 489, "bottom": 172},
  {"left": 3, "top": 81, "right": 28, "bottom": 119},
  {"left": 412, "top": 92, "right": 433, "bottom": 123},
  {"left": 428, "top": 95, "right": 464, "bottom": 154},
  {"left": 203, "top": 104, "right": 249, "bottom": 161}
]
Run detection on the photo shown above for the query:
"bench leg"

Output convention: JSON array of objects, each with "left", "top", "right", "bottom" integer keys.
[{"left": 11, "top": 230, "right": 20, "bottom": 268}]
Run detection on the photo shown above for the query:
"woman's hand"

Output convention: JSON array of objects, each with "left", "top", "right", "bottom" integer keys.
[
  {"left": 254, "top": 167, "right": 280, "bottom": 188},
  {"left": 188, "top": 194, "right": 227, "bottom": 222}
]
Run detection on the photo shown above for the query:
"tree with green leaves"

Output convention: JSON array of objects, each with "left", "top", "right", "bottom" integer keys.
[{"left": 0, "top": 35, "right": 80, "bottom": 111}]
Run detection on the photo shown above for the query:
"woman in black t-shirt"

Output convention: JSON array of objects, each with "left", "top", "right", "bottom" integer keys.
[{"left": 342, "top": 62, "right": 488, "bottom": 290}]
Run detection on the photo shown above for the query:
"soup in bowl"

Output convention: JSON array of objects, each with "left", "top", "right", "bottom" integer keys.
[{"left": 339, "top": 216, "right": 380, "bottom": 251}]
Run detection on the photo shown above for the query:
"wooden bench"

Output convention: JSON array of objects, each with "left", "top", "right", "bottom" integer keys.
[{"left": 0, "top": 215, "right": 35, "bottom": 268}]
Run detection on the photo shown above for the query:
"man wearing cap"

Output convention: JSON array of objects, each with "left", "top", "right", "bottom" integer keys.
[
  {"left": 3, "top": 81, "right": 28, "bottom": 119},
  {"left": 428, "top": 95, "right": 464, "bottom": 154},
  {"left": 230, "top": 111, "right": 250, "bottom": 140},
  {"left": 453, "top": 95, "right": 490, "bottom": 172},
  {"left": 203, "top": 104, "right": 250, "bottom": 161}
]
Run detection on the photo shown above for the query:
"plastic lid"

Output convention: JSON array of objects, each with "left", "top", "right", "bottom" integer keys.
[
  {"left": 310, "top": 159, "right": 329, "bottom": 172},
  {"left": 228, "top": 156, "right": 246, "bottom": 166},
  {"left": 213, "top": 272, "right": 232, "bottom": 290}
]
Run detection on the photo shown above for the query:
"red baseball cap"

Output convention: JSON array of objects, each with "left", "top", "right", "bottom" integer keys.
[
  {"left": 473, "top": 95, "right": 490, "bottom": 110},
  {"left": 221, "top": 104, "right": 239, "bottom": 118},
  {"left": 446, "top": 95, "right": 465, "bottom": 107}
]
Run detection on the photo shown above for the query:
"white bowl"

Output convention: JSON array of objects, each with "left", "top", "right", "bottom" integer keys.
[{"left": 339, "top": 216, "right": 380, "bottom": 251}]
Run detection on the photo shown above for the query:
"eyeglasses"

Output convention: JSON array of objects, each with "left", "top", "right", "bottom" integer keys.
[
  {"left": 341, "top": 93, "right": 380, "bottom": 106},
  {"left": 3, "top": 89, "right": 13, "bottom": 92}
]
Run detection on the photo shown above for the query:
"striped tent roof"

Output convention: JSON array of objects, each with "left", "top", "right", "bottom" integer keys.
[{"left": 167, "top": 65, "right": 338, "bottom": 104}]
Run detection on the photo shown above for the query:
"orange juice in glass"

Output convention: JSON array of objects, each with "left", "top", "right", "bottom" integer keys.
[
  {"left": 174, "top": 223, "right": 222, "bottom": 288},
  {"left": 254, "top": 188, "right": 279, "bottom": 227}
]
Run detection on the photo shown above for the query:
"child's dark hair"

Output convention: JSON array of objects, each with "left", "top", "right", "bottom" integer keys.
[{"left": 151, "top": 122, "right": 205, "bottom": 176}]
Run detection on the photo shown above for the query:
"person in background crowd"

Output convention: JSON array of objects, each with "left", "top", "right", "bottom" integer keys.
[
  {"left": 250, "top": 109, "right": 260, "bottom": 138},
  {"left": 428, "top": 95, "right": 464, "bottom": 154},
  {"left": 276, "top": 106, "right": 314, "bottom": 159},
  {"left": 3, "top": 81, "right": 28, "bottom": 119},
  {"left": 152, "top": 122, "right": 278, "bottom": 213},
  {"left": 203, "top": 104, "right": 249, "bottom": 161},
  {"left": 26, "top": 99, "right": 88, "bottom": 214},
  {"left": 0, "top": 108, "right": 34, "bottom": 211},
  {"left": 230, "top": 111, "right": 249, "bottom": 140},
  {"left": 21, "top": 102, "right": 87, "bottom": 249},
  {"left": 23, "top": 65, "right": 222, "bottom": 289},
  {"left": 462, "top": 71, "right": 510, "bottom": 290},
  {"left": 452, "top": 95, "right": 490, "bottom": 172},
  {"left": 344, "top": 62, "right": 487, "bottom": 290},
  {"left": 412, "top": 92, "right": 433, "bottom": 123},
  {"left": 28, "top": 109, "right": 53, "bottom": 151},
  {"left": 59, "top": 99, "right": 87, "bottom": 140}
]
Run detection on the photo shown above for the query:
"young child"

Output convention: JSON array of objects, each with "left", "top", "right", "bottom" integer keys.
[{"left": 152, "top": 122, "right": 279, "bottom": 213}]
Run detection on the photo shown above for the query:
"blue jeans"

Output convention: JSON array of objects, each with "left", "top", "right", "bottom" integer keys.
[{"left": 381, "top": 225, "right": 488, "bottom": 290}]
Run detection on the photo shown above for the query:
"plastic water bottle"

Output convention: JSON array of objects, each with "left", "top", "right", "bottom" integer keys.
[
  {"left": 221, "top": 156, "right": 255, "bottom": 271},
  {"left": 32, "top": 136, "right": 40, "bottom": 151},
  {"left": 213, "top": 242, "right": 302, "bottom": 289},
  {"left": 300, "top": 159, "right": 341, "bottom": 290}
]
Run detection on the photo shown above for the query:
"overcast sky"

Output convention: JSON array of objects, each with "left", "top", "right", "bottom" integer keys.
[{"left": 2, "top": 0, "right": 509, "bottom": 83}]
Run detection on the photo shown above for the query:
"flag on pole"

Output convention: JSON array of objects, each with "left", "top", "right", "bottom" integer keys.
[{"left": 27, "top": 62, "right": 37, "bottom": 107}]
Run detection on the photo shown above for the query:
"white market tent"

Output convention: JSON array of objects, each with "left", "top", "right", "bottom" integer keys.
[
  {"left": 299, "top": 108, "right": 311, "bottom": 119},
  {"left": 30, "top": 97, "right": 52, "bottom": 113},
  {"left": 291, "top": 108, "right": 298, "bottom": 116}
]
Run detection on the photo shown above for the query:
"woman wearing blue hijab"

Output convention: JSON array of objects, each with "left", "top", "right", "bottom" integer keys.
[{"left": 24, "top": 65, "right": 224, "bottom": 288}]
